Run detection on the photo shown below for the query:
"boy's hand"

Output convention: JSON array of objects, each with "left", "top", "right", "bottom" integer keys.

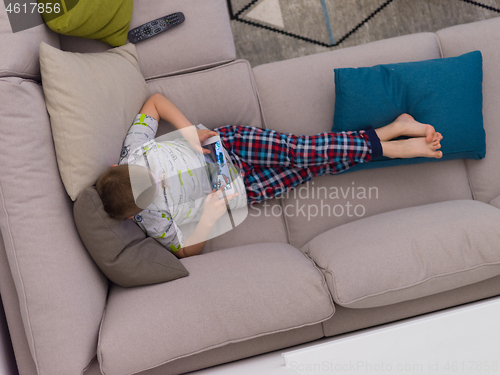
[
  {"left": 197, "top": 129, "right": 218, "bottom": 142},
  {"left": 181, "top": 128, "right": 218, "bottom": 155},
  {"left": 197, "top": 129, "right": 218, "bottom": 154},
  {"left": 201, "top": 186, "right": 239, "bottom": 225}
]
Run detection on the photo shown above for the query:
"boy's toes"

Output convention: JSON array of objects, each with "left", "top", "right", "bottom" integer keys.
[
  {"left": 430, "top": 132, "right": 443, "bottom": 144},
  {"left": 425, "top": 125, "right": 436, "bottom": 143},
  {"left": 434, "top": 150, "right": 443, "bottom": 159},
  {"left": 432, "top": 140, "right": 441, "bottom": 149}
]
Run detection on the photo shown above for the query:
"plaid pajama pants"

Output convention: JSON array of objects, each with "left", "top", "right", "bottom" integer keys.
[{"left": 214, "top": 125, "right": 382, "bottom": 204}]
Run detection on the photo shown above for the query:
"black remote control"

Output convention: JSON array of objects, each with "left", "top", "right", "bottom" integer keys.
[{"left": 128, "top": 12, "right": 185, "bottom": 44}]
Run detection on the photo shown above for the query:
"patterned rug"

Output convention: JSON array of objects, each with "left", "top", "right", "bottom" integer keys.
[{"left": 227, "top": 0, "right": 500, "bottom": 67}]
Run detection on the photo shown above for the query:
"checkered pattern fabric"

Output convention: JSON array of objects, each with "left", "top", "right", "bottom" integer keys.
[{"left": 215, "top": 125, "right": 373, "bottom": 204}]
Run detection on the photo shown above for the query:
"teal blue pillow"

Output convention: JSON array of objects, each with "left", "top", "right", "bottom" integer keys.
[{"left": 332, "top": 51, "right": 485, "bottom": 173}]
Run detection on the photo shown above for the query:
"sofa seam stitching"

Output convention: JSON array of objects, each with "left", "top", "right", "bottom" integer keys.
[
  {"left": 249, "top": 63, "right": 294, "bottom": 244},
  {"left": 321, "top": 263, "right": 342, "bottom": 306},
  {"left": 144, "top": 58, "right": 237, "bottom": 81},
  {"left": 434, "top": 31, "right": 445, "bottom": 59},
  {"left": 0, "top": 69, "right": 40, "bottom": 80},
  {"left": 241, "top": 59, "right": 266, "bottom": 130},
  {"left": 81, "top": 354, "right": 98, "bottom": 375},
  {"left": 300, "top": 249, "right": 336, "bottom": 337},
  {"left": 277, "top": 197, "right": 291, "bottom": 244},
  {"left": 145, "top": 59, "right": 244, "bottom": 82},
  {"left": 0, "top": 178, "right": 41, "bottom": 374},
  {"left": 335, "top": 262, "right": 500, "bottom": 306},
  {"left": 464, "top": 160, "right": 477, "bottom": 200},
  {"left": 245, "top": 63, "right": 266, "bottom": 130},
  {"left": 97, "top": 303, "right": 109, "bottom": 375},
  {"left": 121, "top": 314, "right": 332, "bottom": 375},
  {"left": 301, "top": 250, "right": 336, "bottom": 317}
]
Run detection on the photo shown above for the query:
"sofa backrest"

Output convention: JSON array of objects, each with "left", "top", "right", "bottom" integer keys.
[
  {"left": 252, "top": 32, "right": 474, "bottom": 248},
  {"left": 146, "top": 59, "right": 290, "bottom": 252},
  {"left": 0, "top": 1, "right": 59, "bottom": 80},
  {"left": 58, "top": 0, "right": 237, "bottom": 80}
]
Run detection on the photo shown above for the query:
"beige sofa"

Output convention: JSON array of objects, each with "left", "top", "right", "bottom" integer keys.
[{"left": 1, "top": 1, "right": 500, "bottom": 374}]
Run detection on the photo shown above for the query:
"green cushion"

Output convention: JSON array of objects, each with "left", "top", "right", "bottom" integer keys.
[{"left": 39, "top": 0, "right": 132, "bottom": 46}]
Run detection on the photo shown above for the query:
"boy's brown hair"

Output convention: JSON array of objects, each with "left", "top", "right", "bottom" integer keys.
[{"left": 96, "top": 165, "right": 141, "bottom": 219}]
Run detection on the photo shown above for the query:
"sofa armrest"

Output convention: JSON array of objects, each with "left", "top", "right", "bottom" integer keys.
[
  {"left": 0, "top": 78, "right": 108, "bottom": 375},
  {"left": 437, "top": 17, "right": 500, "bottom": 204}
]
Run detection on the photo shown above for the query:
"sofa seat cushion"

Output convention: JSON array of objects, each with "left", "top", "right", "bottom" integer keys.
[
  {"left": 98, "top": 244, "right": 334, "bottom": 375},
  {"left": 302, "top": 200, "right": 500, "bottom": 309}
]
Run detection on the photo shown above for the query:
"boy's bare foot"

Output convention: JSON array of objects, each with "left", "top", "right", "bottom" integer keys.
[
  {"left": 382, "top": 136, "right": 443, "bottom": 159},
  {"left": 394, "top": 114, "right": 437, "bottom": 143},
  {"left": 374, "top": 113, "right": 440, "bottom": 143}
]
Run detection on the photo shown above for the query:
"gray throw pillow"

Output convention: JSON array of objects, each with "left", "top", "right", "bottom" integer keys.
[{"left": 73, "top": 186, "right": 188, "bottom": 287}]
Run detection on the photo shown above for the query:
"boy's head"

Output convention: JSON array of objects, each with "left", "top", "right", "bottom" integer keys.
[{"left": 96, "top": 164, "right": 159, "bottom": 219}]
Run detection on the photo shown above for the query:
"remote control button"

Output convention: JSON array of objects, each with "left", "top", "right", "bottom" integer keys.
[
  {"left": 154, "top": 28, "right": 161, "bottom": 33},
  {"left": 151, "top": 21, "right": 158, "bottom": 25}
]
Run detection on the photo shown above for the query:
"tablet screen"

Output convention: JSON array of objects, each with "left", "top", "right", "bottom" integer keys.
[{"left": 202, "top": 140, "right": 232, "bottom": 191}]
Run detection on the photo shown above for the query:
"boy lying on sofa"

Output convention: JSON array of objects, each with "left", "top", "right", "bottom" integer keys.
[{"left": 96, "top": 93, "right": 443, "bottom": 258}]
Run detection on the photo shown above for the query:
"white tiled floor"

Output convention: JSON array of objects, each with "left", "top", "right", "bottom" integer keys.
[{"left": 190, "top": 297, "right": 500, "bottom": 375}]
